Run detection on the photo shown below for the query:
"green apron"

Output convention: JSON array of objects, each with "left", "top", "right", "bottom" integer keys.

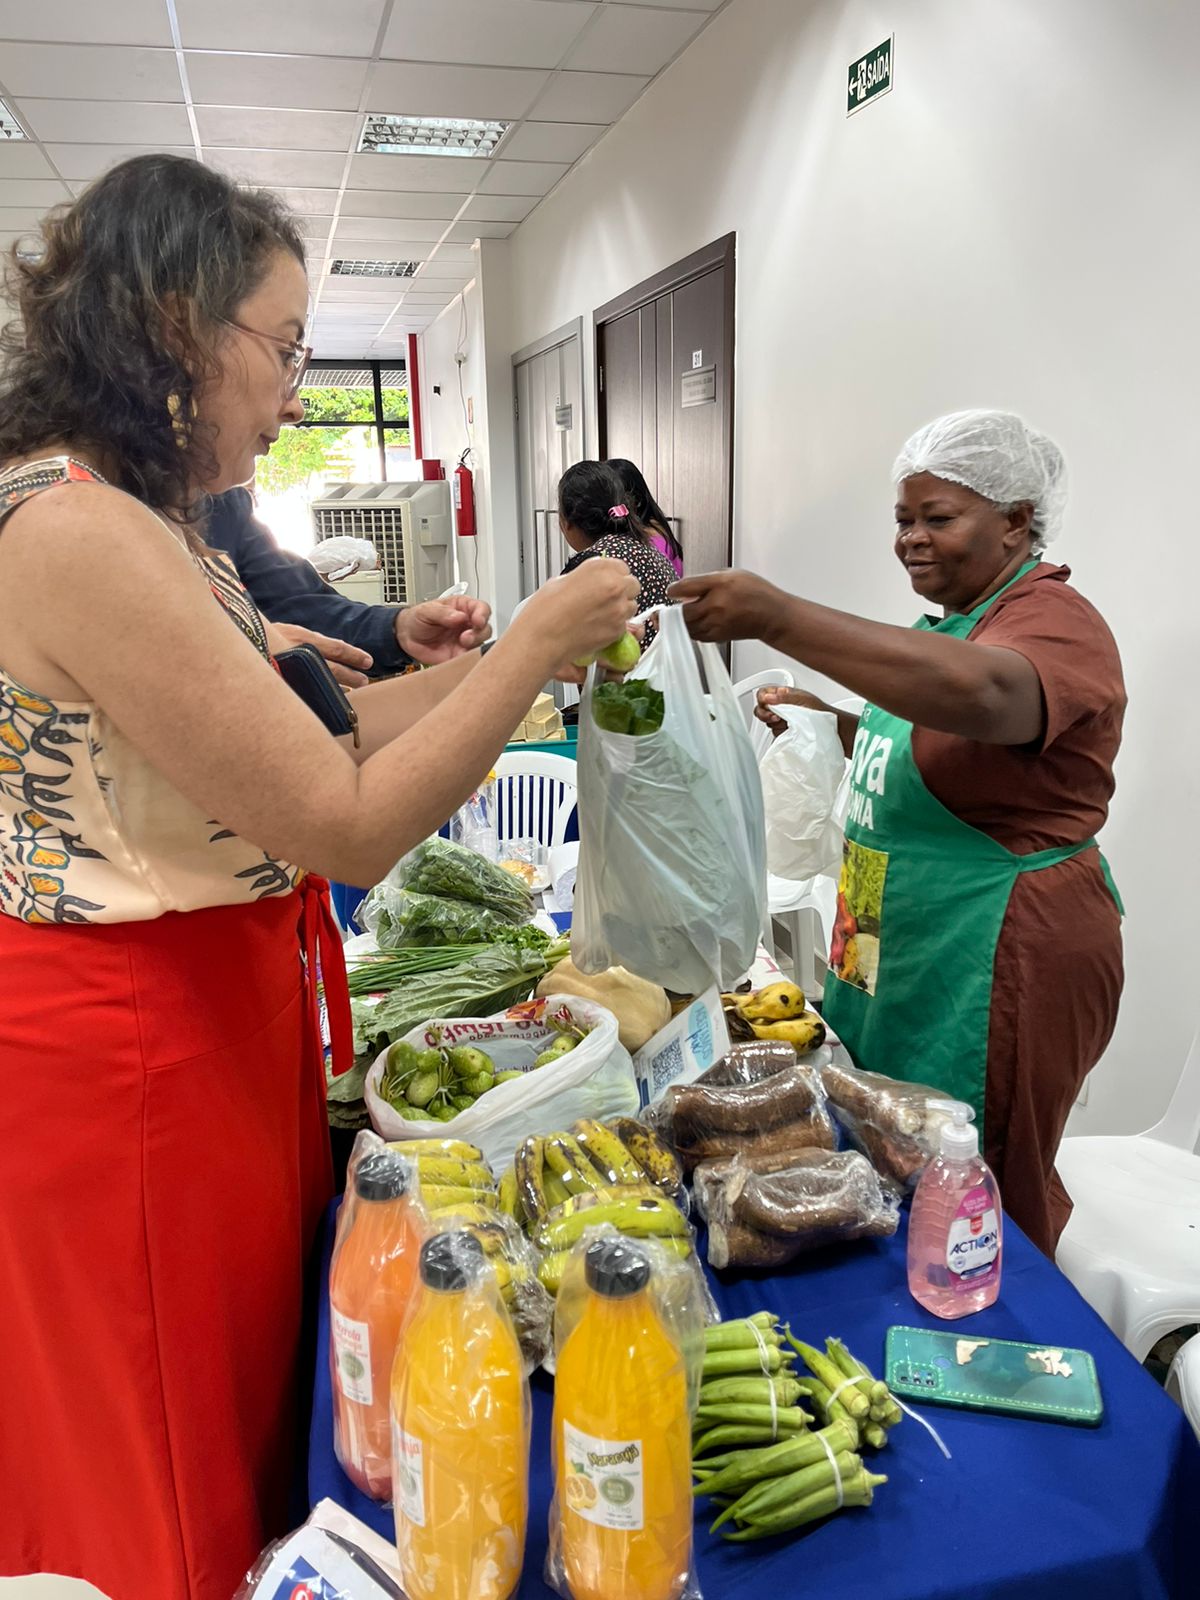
[{"left": 821, "top": 561, "right": 1121, "bottom": 1131}]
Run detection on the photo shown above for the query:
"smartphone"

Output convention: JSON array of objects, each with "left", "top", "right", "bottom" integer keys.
[{"left": 885, "top": 1325, "right": 1104, "bottom": 1426}]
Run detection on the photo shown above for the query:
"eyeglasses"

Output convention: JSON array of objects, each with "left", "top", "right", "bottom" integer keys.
[{"left": 221, "top": 318, "right": 312, "bottom": 398}]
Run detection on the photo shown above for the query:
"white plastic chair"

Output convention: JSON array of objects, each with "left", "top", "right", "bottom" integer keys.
[
  {"left": 732, "top": 668, "right": 795, "bottom": 761},
  {"left": 493, "top": 750, "right": 578, "bottom": 851},
  {"left": 1055, "top": 1027, "right": 1200, "bottom": 1361},
  {"left": 1165, "top": 1332, "right": 1200, "bottom": 1442}
]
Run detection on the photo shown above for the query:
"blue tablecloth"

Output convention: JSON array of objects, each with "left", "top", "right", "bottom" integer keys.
[{"left": 309, "top": 1205, "right": 1198, "bottom": 1599}]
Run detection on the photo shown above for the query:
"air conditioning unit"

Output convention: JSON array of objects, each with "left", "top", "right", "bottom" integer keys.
[{"left": 310, "top": 481, "right": 454, "bottom": 605}]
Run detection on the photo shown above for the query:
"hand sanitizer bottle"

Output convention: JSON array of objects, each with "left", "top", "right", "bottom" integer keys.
[{"left": 907, "top": 1108, "right": 1002, "bottom": 1319}]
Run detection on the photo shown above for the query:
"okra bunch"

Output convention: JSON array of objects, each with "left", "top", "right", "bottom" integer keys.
[
  {"left": 788, "top": 1334, "right": 903, "bottom": 1452},
  {"left": 693, "top": 1313, "right": 812, "bottom": 1456}
]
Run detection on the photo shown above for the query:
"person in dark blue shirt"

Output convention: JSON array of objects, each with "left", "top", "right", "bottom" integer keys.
[{"left": 206, "top": 486, "right": 490, "bottom": 683}]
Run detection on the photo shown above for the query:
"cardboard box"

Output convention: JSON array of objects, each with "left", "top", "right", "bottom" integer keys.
[{"left": 631, "top": 985, "right": 731, "bottom": 1108}]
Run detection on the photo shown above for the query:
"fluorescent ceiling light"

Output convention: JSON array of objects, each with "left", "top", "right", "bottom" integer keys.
[
  {"left": 329, "top": 259, "right": 419, "bottom": 278},
  {"left": 0, "top": 99, "right": 28, "bottom": 141},
  {"left": 359, "top": 113, "right": 509, "bottom": 159}
]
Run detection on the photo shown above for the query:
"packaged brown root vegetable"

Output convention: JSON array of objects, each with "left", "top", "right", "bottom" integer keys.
[
  {"left": 818, "top": 1059, "right": 973, "bottom": 1191},
  {"left": 645, "top": 1049, "right": 836, "bottom": 1173},
  {"left": 694, "top": 1148, "right": 899, "bottom": 1270}
]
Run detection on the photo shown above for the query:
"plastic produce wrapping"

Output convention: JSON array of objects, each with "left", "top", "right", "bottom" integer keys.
[
  {"left": 365, "top": 997, "right": 639, "bottom": 1171},
  {"left": 818, "top": 1059, "right": 973, "bottom": 1192},
  {"left": 572, "top": 603, "right": 767, "bottom": 995},
  {"left": 308, "top": 536, "right": 380, "bottom": 577},
  {"left": 328, "top": 1142, "right": 423, "bottom": 1501},
  {"left": 693, "top": 1147, "right": 900, "bottom": 1269},
  {"left": 759, "top": 704, "right": 849, "bottom": 881},
  {"left": 391, "top": 1230, "right": 531, "bottom": 1600},
  {"left": 361, "top": 884, "right": 527, "bottom": 949},
  {"left": 547, "top": 1232, "right": 704, "bottom": 1600},
  {"left": 237, "top": 1500, "right": 404, "bottom": 1598},
  {"left": 646, "top": 1046, "right": 837, "bottom": 1174},
  {"left": 374, "top": 835, "right": 533, "bottom": 921}
]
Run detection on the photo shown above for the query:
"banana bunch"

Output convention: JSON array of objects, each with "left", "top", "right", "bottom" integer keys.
[
  {"left": 500, "top": 1118, "right": 690, "bottom": 1293},
  {"left": 388, "top": 1137, "right": 502, "bottom": 1214},
  {"left": 721, "top": 981, "right": 826, "bottom": 1052}
]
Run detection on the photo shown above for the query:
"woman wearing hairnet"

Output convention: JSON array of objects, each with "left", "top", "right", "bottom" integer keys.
[{"left": 672, "top": 410, "right": 1124, "bottom": 1254}]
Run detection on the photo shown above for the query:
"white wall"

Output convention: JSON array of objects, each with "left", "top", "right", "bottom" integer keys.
[{"left": 499, "top": 0, "right": 1200, "bottom": 1136}]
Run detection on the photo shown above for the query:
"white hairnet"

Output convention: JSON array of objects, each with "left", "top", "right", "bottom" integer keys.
[{"left": 893, "top": 409, "right": 1067, "bottom": 547}]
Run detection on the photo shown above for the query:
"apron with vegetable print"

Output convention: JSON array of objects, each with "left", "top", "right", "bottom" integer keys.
[{"left": 821, "top": 561, "right": 1121, "bottom": 1131}]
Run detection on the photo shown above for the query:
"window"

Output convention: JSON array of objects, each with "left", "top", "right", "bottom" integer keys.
[{"left": 255, "top": 361, "right": 412, "bottom": 553}]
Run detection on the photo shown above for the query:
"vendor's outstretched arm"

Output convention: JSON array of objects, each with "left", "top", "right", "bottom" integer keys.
[{"left": 671, "top": 572, "right": 1043, "bottom": 746}]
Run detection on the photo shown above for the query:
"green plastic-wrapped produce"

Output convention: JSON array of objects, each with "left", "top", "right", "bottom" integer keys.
[
  {"left": 377, "top": 889, "right": 523, "bottom": 949},
  {"left": 392, "top": 837, "right": 534, "bottom": 918}
]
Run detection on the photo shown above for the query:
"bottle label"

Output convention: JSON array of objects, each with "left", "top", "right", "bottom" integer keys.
[
  {"left": 392, "top": 1426, "right": 426, "bottom": 1529},
  {"left": 562, "top": 1421, "right": 644, "bottom": 1532},
  {"left": 331, "top": 1308, "right": 373, "bottom": 1406},
  {"left": 946, "top": 1185, "right": 1000, "bottom": 1284}
]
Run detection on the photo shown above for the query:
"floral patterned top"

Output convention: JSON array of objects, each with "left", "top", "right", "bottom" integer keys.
[{"left": 0, "top": 458, "right": 300, "bottom": 925}]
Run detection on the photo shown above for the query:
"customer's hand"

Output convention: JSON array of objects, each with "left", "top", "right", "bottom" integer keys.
[
  {"left": 520, "top": 559, "right": 639, "bottom": 680},
  {"left": 668, "top": 570, "right": 784, "bottom": 643},
  {"left": 755, "top": 686, "right": 833, "bottom": 737},
  {"left": 264, "top": 621, "right": 373, "bottom": 688},
  {"left": 396, "top": 596, "right": 492, "bottom": 663}
]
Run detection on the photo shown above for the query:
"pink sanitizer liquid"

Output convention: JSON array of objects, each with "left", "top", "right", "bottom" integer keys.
[{"left": 907, "top": 1107, "right": 1003, "bottom": 1319}]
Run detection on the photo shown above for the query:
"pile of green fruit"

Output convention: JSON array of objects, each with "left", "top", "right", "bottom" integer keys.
[{"left": 378, "top": 1025, "right": 587, "bottom": 1123}]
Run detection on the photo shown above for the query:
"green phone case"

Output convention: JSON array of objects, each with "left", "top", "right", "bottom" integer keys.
[{"left": 885, "top": 1325, "right": 1104, "bottom": 1426}]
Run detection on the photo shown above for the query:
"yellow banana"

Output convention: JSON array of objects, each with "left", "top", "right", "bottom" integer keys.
[
  {"left": 573, "top": 1118, "right": 645, "bottom": 1185},
  {"left": 738, "top": 981, "right": 807, "bottom": 1022},
  {"left": 535, "top": 1192, "right": 688, "bottom": 1253},
  {"left": 609, "top": 1117, "right": 684, "bottom": 1194},
  {"left": 543, "top": 1169, "right": 573, "bottom": 1210},
  {"left": 422, "top": 1183, "right": 500, "bottom": 1212},
  {"left": 515, "top": 1135, "right": 550, "bottom": 1224},
  {"left": 538, "top": 1233, "right": 692, "bottom": 1295},
  {"left": 388, "top": 1138, "right": 483, "bottom": 1162},
  {"left": 415, "top": 1156, "right": 494, "bottom": 1190},
  {"left": 428, "top": 1203, "right": 507, "bottom": 1234},
  {"left": 543, "top": 1134, "right": 607, "bottom": 1196},
  {"left": 748, "top": 1013, "right": 826, "bottom": 1051},
  {"left": 497, "top": 1166, "right": 523, "bottom": 1222},
  {"left": 533, "top": 1181, "right": 666, "bottom": 1225}
]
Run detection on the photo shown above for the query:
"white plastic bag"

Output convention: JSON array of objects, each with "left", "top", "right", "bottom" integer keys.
[
  {"left": 760, "top": 704, "right": 848, "bottom": 880},
  {"left": 572, "top": 604, "right": 767, "bottom": 994},
  {"left": 365, "top": 996, "right": 639, "bottom": 1170}
]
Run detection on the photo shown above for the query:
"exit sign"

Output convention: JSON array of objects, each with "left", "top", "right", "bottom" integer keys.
[{"left": 847, "top": 36, "right": 893, "bottom": 115}]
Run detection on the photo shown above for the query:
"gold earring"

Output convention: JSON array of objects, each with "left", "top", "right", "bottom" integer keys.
[{"left": 167, "top": 392, "right": 194, "bottom": 449}]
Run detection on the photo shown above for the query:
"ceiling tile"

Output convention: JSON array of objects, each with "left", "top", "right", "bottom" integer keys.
[
  {"left": 177, "top": 0, "right": 386, "bottom": 57},
  {"left": 368, "top": 61, "right": 548, "bottom": 121},
  {"left": 610, "top": 0, "right": 722, "bottom": 8},
  {"left": 267, "top": 187, "right": 342, "bottom": 215},
  {"left": 207, "top": 148, "right": 347, "bottom": 188},
  {"left": 186, "top": 52, "right": 369, "bottom": 113},
  {"left": 0, "top": 0, "right": 173, "bottom": 45},
  {"left": 335, "top": 216, "right": 448, "bottom": 242},
  {"left": 1, "top": 43, "right": 182, "bottom": 101},
  {"left": 527, "top": 69, "right": 648, "bottom": 123},
  {"left": 338, "top": 190, "right": 463, "bottom": 221},
  {"left": 398, "top": 293, "right": 459, "bottom": 306},
  {"left": 423, "top": 244, "right": 476, "bottom": 265},
  {"left": 0, "top": 207, "right": 48, "bottom": 229},
  {"left": 458, "top": 192, "right": 537, "bottom": 223},
  {"left": 498, "top": 119, "right": 603, "bottom": 162},
  {"left": 445, "top": 219, "right": 514, "bottom": 241},
  {"left": 45, "top": 144, "right": 196, "bottom": 182},
  {"left": 381, "top": 1, "right": 596, "bottom": 71},
  {"left": 0, "top": 144, "right": 54, "bottom": 180},
  {"left": 0, "top": 179, "right": 72, "bottom": 207},
  {"left": 348, "top": 154, "right": 484, "bottom": 195},
  {"left": 194, "top": 106, "right": 360, "bottom": 152},
  {"left": 566, "top": 4, "right": 707, "bottom": 74},
  {"left": 12, "top": 99, "right": 194, "bottom": 145},
  {"left": 477, "top": 159, "right": 567, "bottom": 196}
]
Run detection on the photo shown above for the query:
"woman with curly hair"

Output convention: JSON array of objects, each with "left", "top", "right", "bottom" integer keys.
[{"left": 0, "top": 155, "right": 636, "bottom": 1598}]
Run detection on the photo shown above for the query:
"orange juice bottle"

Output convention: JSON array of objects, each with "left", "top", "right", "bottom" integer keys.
[
  {"left": 553, "top": 1239, "right": 693, "bottom": 1600},
  {"left": 329, "top": 1149, "right": 422, "bottom": 1499},
  {"left": 391, "top": 1231, "right": 529, "bottom": 1600}
]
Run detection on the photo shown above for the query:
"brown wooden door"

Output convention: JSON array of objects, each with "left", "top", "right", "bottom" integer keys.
[{"left": 596, "top": 235, "right": 734, "bottom": 582}]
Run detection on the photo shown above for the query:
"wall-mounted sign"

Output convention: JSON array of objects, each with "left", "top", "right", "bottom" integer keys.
[
  {"left": 847, "top": 36, "right": 893, "bottom": 116},
  {"left": 681, "top": 366, "right": 716, "bottom": 408},
  {"left": 554, "top": 403, "right": 573, "bottom": 430}
]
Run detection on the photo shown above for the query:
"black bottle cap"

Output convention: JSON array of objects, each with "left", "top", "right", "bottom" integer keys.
[
  {"left": 354, "top": 1150, "right": 411, "bottom": 1203},
  {"left": 419, "top": 1230, "right": 485, "bottom": 1292},
  {"left": 584, "top": 1237, "right": 651, "bottom": 1298}
]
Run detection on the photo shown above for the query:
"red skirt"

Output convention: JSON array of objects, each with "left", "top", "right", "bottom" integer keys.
[{"left": 0, "top": 881, "right": 344, "bottom": 1600}]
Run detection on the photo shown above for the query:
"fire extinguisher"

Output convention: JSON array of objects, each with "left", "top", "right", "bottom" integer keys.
[{"left": 452, "top": 451, "right": 476, "bottom": 538}]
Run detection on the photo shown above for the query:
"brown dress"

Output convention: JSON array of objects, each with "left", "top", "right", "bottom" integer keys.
[{"left": 911, "top": 563, "right": 1125, "bottom": 1255}]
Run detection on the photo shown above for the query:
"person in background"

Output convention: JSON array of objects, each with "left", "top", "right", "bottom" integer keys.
[
  {"left": 672, "top": 410, "right": 1124, "bottom": 1257},
  {"left": 606, "top": 456, "right": 684, "bottom": 577},
  {"left": 559, "top": 460, "right": 678, "bottom": 642},
  {"left": 0, "top": 153, "right": 637, "bottom": 1600},
  {"left": 206, "top": 485, "right": 491, "bottom": 686}
]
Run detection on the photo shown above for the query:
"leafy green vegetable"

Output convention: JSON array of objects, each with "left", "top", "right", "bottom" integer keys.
[
  {"left": 392, "top": 837, "right": 534, "bottom": 918},
  {"left": 380, "top": 888, "right": 526, "bottom": 949},
  {"left": 592, "top": 680, "right": 665, "bottom": 736}
]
